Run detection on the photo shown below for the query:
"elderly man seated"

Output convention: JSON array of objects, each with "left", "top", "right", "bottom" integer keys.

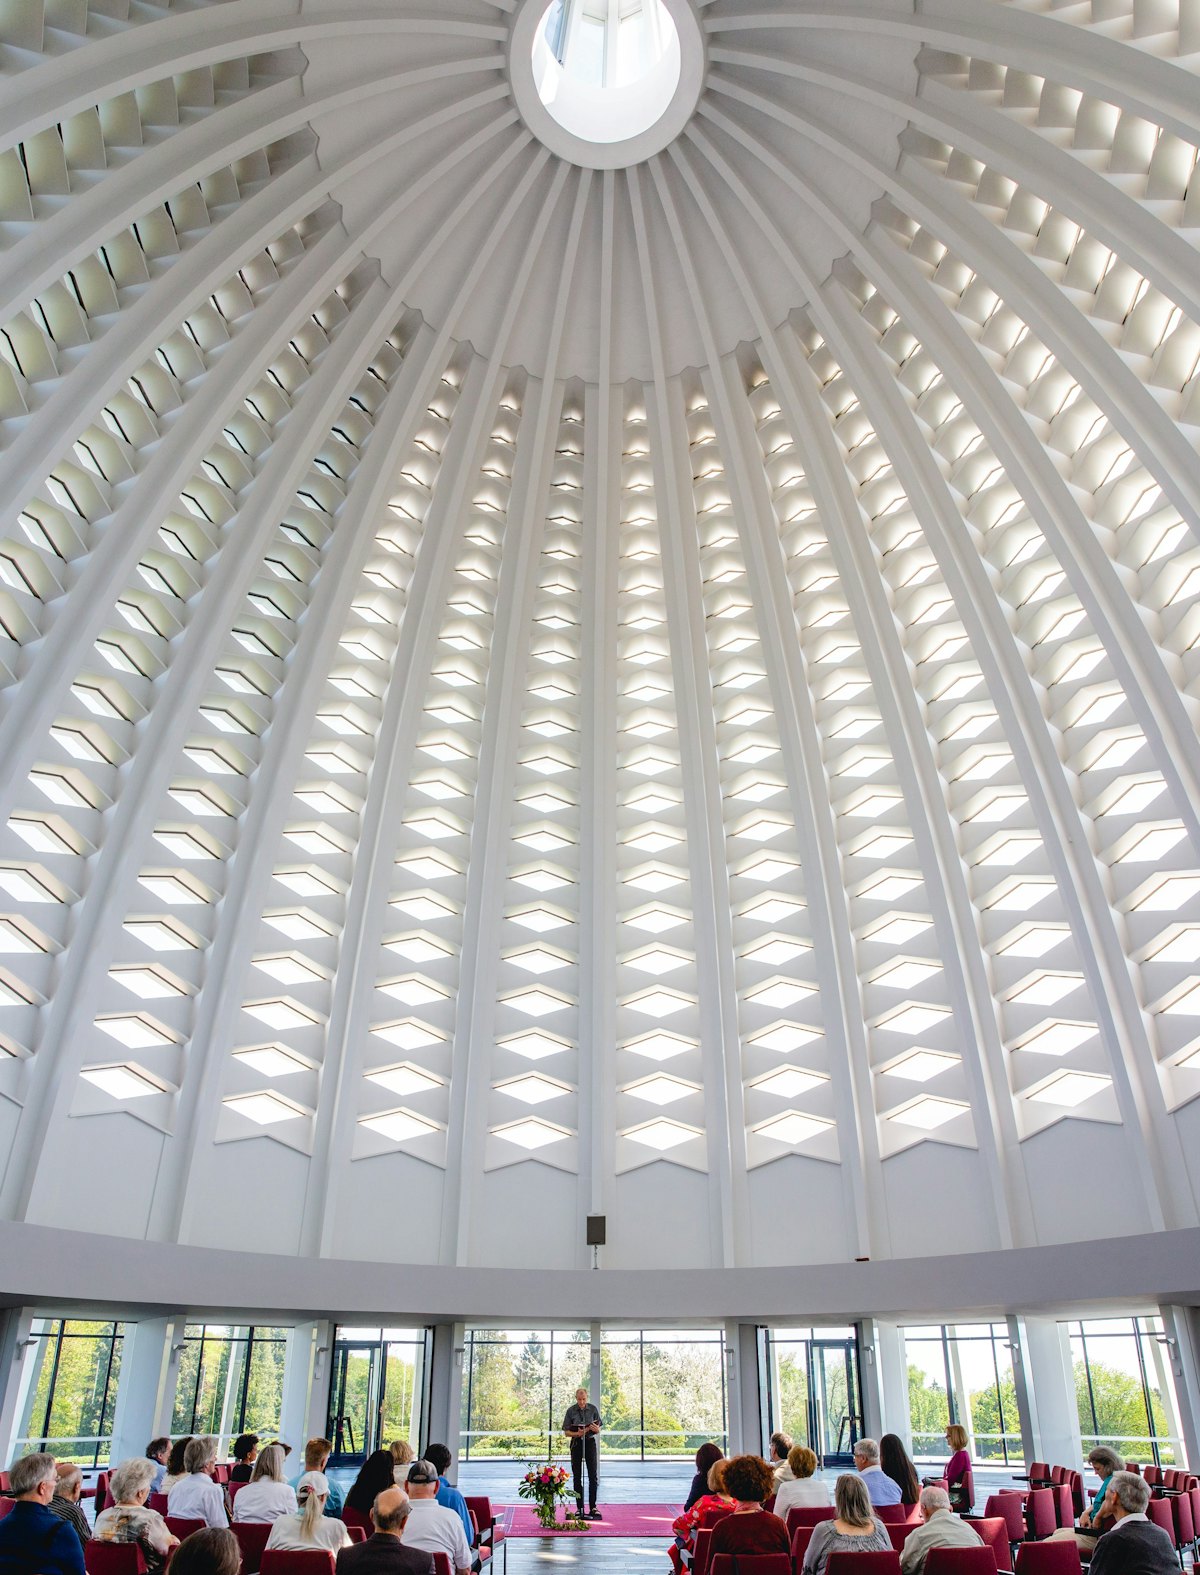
[
  {"left": 0, "top": 1453, "right": 85, "bottom": 1575},
  {"left": 900, "top": 1486, "right": 983, "bottom": 1575},
  {"left": 853, "top": 1440, "right": 902, "bottom": 1506},
  {"left": 1087, "top": 1472, "right": 1179, "bottom": 1575},
  {"left": 48, "top": 1463, "right": 90, "bottom": 1550}
]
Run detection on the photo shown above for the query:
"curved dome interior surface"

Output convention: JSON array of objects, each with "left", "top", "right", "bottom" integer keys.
[{"left": 1, "top": 0, "right": 1199, "bottom": 1277}]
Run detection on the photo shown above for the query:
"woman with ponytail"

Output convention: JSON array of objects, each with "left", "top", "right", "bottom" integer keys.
[{"left": 264, "top": 1474, "right": 351, "bottom": 1554}]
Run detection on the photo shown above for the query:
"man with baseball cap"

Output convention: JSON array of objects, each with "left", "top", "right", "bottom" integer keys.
[{"left": 400, "top": 1461, "right": 472, "bottom": 1575}]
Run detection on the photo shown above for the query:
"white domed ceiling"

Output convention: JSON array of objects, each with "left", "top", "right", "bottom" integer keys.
[{"left": 0, "top": 0, "right": 1199, "bottom": 1275}]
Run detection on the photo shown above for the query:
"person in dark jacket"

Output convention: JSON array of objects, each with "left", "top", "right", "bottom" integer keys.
[
  {"left": 336, "top": 1488, "right": 432, "bottom": 1575},
  {"left": 684, "top": 1443, "right": 725, "bottom": 1512},
  {"left": 1088, "top": 1473, "right": 1179, "bottom": 1575},
  {"left": 0, "top": 1453, "right": 86, "bottom": 1575}
]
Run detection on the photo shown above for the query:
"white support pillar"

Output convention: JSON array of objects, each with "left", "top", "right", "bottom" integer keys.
[
  {"left": 871, "top": 1322, "right": 911, "bottom": 1449},
  {"left": 725, "top": 1321, "right": 762, "bottom": 1457},
  {"left": 1159, "top": 1306, "right": 1200, "bottom": 1471},
  {"left": 1006, "top": 1316, "right": 1036, "bottom": 1471},
  {"left": 1015, "top": 1316, "right": 1082, "bottom": 1471},
  {"left": 430, "top": 1324, "right": 464, "bottom": 1469},
  {"left": 277, "top": 1321, "right": 332, "bottom": 1456},
  {"left": 0, "top": 1308, "right": 36, "bottom": 1463},
  {"left": 109, "top": 1316, "right": 185, "bottom": 1466},
  {"left": 858, "top": 1320, "right": 885, "bottom": 1445}
]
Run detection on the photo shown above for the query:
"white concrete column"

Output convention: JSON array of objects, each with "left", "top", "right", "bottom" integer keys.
[
  {"left": 725, "top": 1321, "right": 763, "bottom": 1457},
  {"left": 0, "top": 1309, "right": 37, "bottom": 1463},
  {"left": 429, "top": 1324, "right": 464, "bottom": 1467},
  {"left": 1015, "top": 1316, "right": 1082, "bottom": 1470},
  {"left": 1158, "top": 1306, "right": 1200, "bottom": 1470},
  {"left": 1006, "top": 1316, "right": 1037, "bottom": 1470},
  {"left": 858, "top": 1320, "right": 885, "bottom": 1444},
  {"left": 109, "top": 1316, "right": 184, "bottom": 1465},
  {"left": 277, "top": 1321, "right": 332, "bottom": 1454},
  {"left": 872, "top": 1322, "right": 911, "bottom": 1448}
]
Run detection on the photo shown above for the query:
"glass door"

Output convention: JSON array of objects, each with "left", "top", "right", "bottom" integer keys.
[
  {"left": 811, "top": 1341, "right": 860, "bottom": 1467},
  {"left": 327, "top": 1345, "right": 380, "bottom": 1464}
]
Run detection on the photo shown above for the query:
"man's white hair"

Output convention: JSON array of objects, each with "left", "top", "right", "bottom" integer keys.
[
  {"left": 854, "top": 1438, "right": 880, "bottom": 1465},
  {"left": 920, "top": 1485, "right": 950, "bottom": 1515}
]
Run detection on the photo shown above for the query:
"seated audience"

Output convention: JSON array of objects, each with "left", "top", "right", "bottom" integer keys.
[
  {"left": 335, "top": 1488, "right": 433, "bottom": 1575},
  {"left": 773, "top": 1447, "right": 832, "bottom": 1519},
  {"left": 93, "top": 1457, "right": 179, "bottom": 1574},
  {"left": 1050, "top": 1445, "right": 1124, "bottom": 1554},
  {"left": 899, "top": 1487, "right": 982, "bottom": 1575},
  {"left": 854, "top": 1439, "right": 902, "bottom": 1505},
  {"left": 146, "top": 1439, "right": 170, "bottom": 1497},
  {"left": 421, "top": 1446, "right": 472, "bottom": 1545},
  {"left": 167, "top": 1527, "right": 240, "bottom": 1575},
  {"left": 389, "top": 1442, "right": 415, "bottom": 1482},
  {"left": 0, "top": 1451, "right": 85, "bottom": 1575},
  {"left": 880, "top": 1434, "right": 920, "bottom": 1507},
  {"left": 290, "top": 1439, "right": 343, "bottom": 1518},
  {"left": 769, "top": 1431, "right": 794, "bottom": 1487},
  {"left": 347, "top": 1451, "right": 401, "bottom": 1517},
  {"left": 162, "top": 1437, "right": 193, "bottom": 1494},
  {"left": 672, "top": 1458, "right": 734, "bottom": 1567},
  {"left": 800, "top": 1474, "right": 890, "bottom": 1575},
  {"left": 683, "top": 1444, "right": 724, "bottom": 1513},
  {"left": 229, "top": 1435, "right": 259, "bottom": 1485},
  {"left": 167, "top": 1436, "right": 228, "bottom": 1528},
  {"left": 401, "top": 1461, "right": 472, "bottom": 1575},
  {"left": 265, "top": 1473, "right": 351, "bottom": 1555},
  {"left": 48, "top": 1463, "right": 90, "bottom": 1549},
  {"left": 1088, "top": 1471, "right": 1179, "bottom": 1575},
  {"left": 232, "top": 1444, "right": 297, "bottom": 1524},
  {"left": 708, "top": 1455, "right": 789, "bottom": 1558}
]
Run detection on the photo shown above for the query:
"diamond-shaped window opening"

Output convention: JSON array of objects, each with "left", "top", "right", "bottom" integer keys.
[
  {"left": 739, "top": 893, "right": 807, "bottom": 925},
  {"left": 859, "top": 913, "right": 932, "bottom": 947},
  {"left": 513, "top": 823, "right": 577, "bottom": 854},
  {"left": 153, "top": 825, "right": 222, "bottom": 861},
  {"left": 503, "top": 944, "right": 574, "bottom": 977},
  {"left": 1091, "top": 775, "right": 1169, "bottom": 819},
  {"left": 621, "top": 1029, "right": 697, "bottom": 1063},
  {"left": 721, "top": 734, "right": 779, "bottom": 769},
  {"left": 867, "top": 957, "right": 943, "bottom": 992},
  {"left": 370, "top": 1017, "right": 448, "bottom": 1052},
  {"left": 383, "top": 933, "right": 456, "bottom": 965},
  {"left": 81, "top": 1062, "right": 171, "bottom": 1100},
  {"left": 620, "top": 745, "right": 677, "bottom": 779},
  {"left": 621, "top": 824, "right": 684, "bottom": 856},
  {"left": 224, "top": 1090, "right": 310, "bottom": 1126},
  {"left": 412, "top": 768, "right": 472, "bottom": 803},
  {"left": 993, "top": 923, "right": 1070, "bottom": 959},
  {"left": 621, "top": 708, "right": 675, "bottom": 742},
  {"left": 621, "top": 944, "right": 692, "bottom": 978},
  {"left": 847, "top": 827, "right": 915, "bottom": 862},
  {"left": 233, "top": 1043, "right": 311, "bottom": 1078},
  {"left": 418, "top": 731, "right": 476, "bottom": 766},
  {"left": 378, "top": 974, "right": 451, "bottom": 1008},
  {"left": 506, "top": 903, "right": 573, "bottom": 935},
  {"left": 274, "top": 865, "right": 347, "bottom": 900},
  {"left": 498, "top": 1028, "right": 572, "bottom": 1062},
  {"left": 402, "top": 808, "right": 467, "bottom": 841},
  {"left": 877, "top": 1048, "right": 960, "bottom": 1083},
  {"left": 1024, "top": 1070, "right": 1113, "bottom": 1108},
  {"left": 251, "top": 952, "right": 330, "bottom": 987},
  {"left": 852, "top": 870, "right": 923, "bottom": 904},
  {"left": 938, "top": 704, "right": 999, "bottom": 745},
  {"left": 1010, "top": 1019, "right": 1097, "bottom": 1058},
  {"left": 747, "top": 1020, "right": 823, "bottom": 1054},
  {"left": 390, "top": 890, "right": 460, "bottom": 923},
  {"left": 961, "top": 789, "right": 1029, "bottom": 826},
  {"left": 949, "top": 747, "right": 1013, "bottom": 784},
  {"left": 284, "top": 822, "right": 353, "bottom": 857},
  {"left": 138, "top": 869, "right": 212, "bottom": 906},
  {"left": 873, "top": 1001, "right": 952, "bottom": 1036},
  {"left": 524, "top": 710, "right": 577, "bottom": 741},
  {"left": 729, "top": 812, "right": 793, "bottom": 846},
  {"left": 725, "top": 773, "right": 786, "bottom": 808},
  {"left": 517, "top": 784, "right": 577, "bottom": 815},
  {"left": 439, "top": 618, "right": 489, "bottom": 653},
  {"left": 1110, "top": 821, "right": 1189, "bottom": 864},
  {"left": 1140, "top": 925, "right": 1200, "bottom": 965},
  {"left": 50, "top": 719, "right": 117, "bottom": 766},
  {"left": 1153, "top": 976, "right": 1200, "bottom": 1017},
  {"left": 430, "top": 651, "right": 486, "bottom": 688},
  {"left": 510, "top": 863, "right": 575, "bottom": 894},
  {"left": 500, "top": 984, "right": 574, "bottom": 1020},
  {"left": 622, "top": 1117, "right": 701, "bottom": 1152},
  {"left": 739, "top": 933, "right": 812, "bottom": 967},
  {"left": 622, "top": 1073, "right": 700, "bottom": 1107},
  {"left": 928, "top": 668, "right": 985, "bottom": 704},
  {"left": 95, "top": 1012, "right": 177, "bottom": 1050},
  {"left": 1005, "top": 970, "right": 1085, "bottom": 1007},
  {"left": 831, "top": 747, "right": 892, "bottom": 783},
  {"left": 28, "top": 767, "right": 101, "bottom": 811},
  {"left": 623, "top": 674, "right": 674, "bottom": 701},
  {"left": 622, "top": 986, "right": 693, "bottom": 1021},
  {"left": 981, "top": 876, "right": 1056, "bottom": 913},
  {"left": 885, "top": 1095, "right": 971, "bottom": 1131},
  {"left": 753, "top": 1110, "right": 834, "bottom": 1147},
  {"left": 168, "top": 782, "right": 236, "bottom": 819},
  {"left": 394, "top": 849, "right": 463, "bottom": 883},
  {"left": 0, "top": 968, "right": 36, "bottom": 1008},
  {"left": 1063, "top": 684, "right": 1125, "bottom": 728},
  {"left": 623, "top": 783, "right": 682, "bottom": 815},
  {"left": 492, "top": 1116, "right": 571, "bottom": 1150},
  {"left": 733, "top": 853, "right": 801, "bottom": 886},
  {"left": 810, "top": 636, "right": 862, "bottom": 666},
  {"left": 743, "top": 976, "right": 817, "bottom": 1010},
  {"left": 365, "top": 1061, "right": 445, "bottom": 1097},
  {"left": 317, "top": 701, "right": 374, "bottom": 737},
  {"left": 107, "top": 963, "right": 190, "bottom": 1001},
  {"left": 840, "top": 787, "right": 904, "bottom": 820},
  {"left": 243, "top": 997, "right": 324, "bottom": 1032},
  {"left": 828, "top": 710, "right": 883, "bottom": 743},
  {"left": 519, "top": 746, "right": 575, "bottom": 777},
  {"left": 199, "top": 699, "right": 259, "bottom": 736},
  {"left": 531, "top": 634, "right": 578, "bottom": 667},
  {"left": 0, "top": 916, "right": 51, "bottom": 955},
  {"left": 748, "top": 1066, "right": 828, "bottom": 1100},
  {"left": 423, "top": 696, "right": 480, "bottom": 730},
  {"left": 1080, "top": 730, "right": 1146, "bottom": 774},
  {"left": 622, "top": 903, "right": 689, "bottom": 936},
  {"left": 621, "top": 863, "right": 685, "bottom": 894},
  {"left": 717, "top": 698, "right": 775, "bottom": 733},
  {"left": 263, "top": 907, "right": 335, "bottom": 942},
  {"left": 495, "top": 1071, "right": 573, "bottom": 1106},
  {"left": 122, "top": 917, "right": 201, "bottom": 953},
  {"left": 1125, "top": 872, "right": 1200, "bottom": 913},
  {"left": 338, "top": 628, "right": 390, "bottom": 662},
  {"left": 529, "top": 675, "right": 578, "bottom": 703},
  {"left": 8, "top": 813, "right": 87, "bottom": 859},
  {"left": 360, "top": 1107, "right": 443, "bottom": 1143}
]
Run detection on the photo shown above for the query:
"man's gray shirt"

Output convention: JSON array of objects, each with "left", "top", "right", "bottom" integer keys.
[{"left": 562, "top": 1403, "right": 601, "bottom": 1434}]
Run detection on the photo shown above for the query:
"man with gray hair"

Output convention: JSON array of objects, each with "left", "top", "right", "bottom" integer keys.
[
  {"left": 852, "top": 1438, "right": 902, "bottom": 1505},
  {"left": 0, "top": 1453, "right": 85, "bottom": 1575},
  {"left": 899, "top": 1485, "right": 983, "bottom": 1575},
  {"left": 47, "top": 1463, "right": 90, "bottom": 1550},
  {"left": 1087, "top": 1472, "right": 1178, "bottom": 1575},
  {"left": 335, "top": 1487, "right": 431, "bottom": 1575}
]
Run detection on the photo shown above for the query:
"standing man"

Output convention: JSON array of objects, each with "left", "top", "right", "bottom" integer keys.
[{"left": 562, "top": 1386, "right": 602, "bottom": 1521}]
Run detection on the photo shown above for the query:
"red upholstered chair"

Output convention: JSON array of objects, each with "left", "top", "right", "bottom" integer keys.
[
  {"left": 1125, "top": 1462, "right": 1142, "bottom": 1475},
  {"left": 791, "top": 1527, "right": 814, "bottom": 1566},
  {"left": 693, "top": 1527, "right": 715, "bottom": 1575},
  {"left": 984, "top": 1497, "right": 1025, "bottom": 1548},
  {"left": 94, "top": 1473, "right": 111, "bottom": 1515},
  {"left": 1145, "top": 1466, "right": 1163, "bottom": 1491},
  {"left": 1170, "top": 1489, "right": 1194, "bottom": 1561},
  {"left": 1028, "top": 1465, "right": 1052, "bottom": 1490},
  {"left": 924, "top": 1550, "right": 998, "bottom": 1573},
  {"left": 1050, "top": 1485, "right": 1073, "bottom": 1530},
  {"left": 259, "top": 1554, "right": 335, "bottom": 1575},
  {"left": 876, "top": 1505, "right": 911, "bottom": 1525},
  {"left": 227, "top": 1481, "right": 246, "bottom": 1503},
  {"left": 213, "top": 1466, "right": 231, "bottom": 1485},
  {"left": 165, "top": 1518, "right": 206, "bottom": 1540},
  {"left": 710, "top": 1557, "right": 791, "bottom": 1575},
  {"left": 231, "top": 1520, "right": 272, "bottom": 1574},
  {"left": 1065, "top": 1473, "right": 1083, "bottom": 1519},
  {"left": 763, "top": 1495, "right": 776, "bottom": 1515},
  {"left": 788, "top": 1506, "right": 837, "bottom": 1533},
  {"left": 347, "top": 1528, "right": 366, "bottom": 1544},
  {"left": 148, "top": 1495, "right": 169, "bottom": 1516},
  {"left": 339, "top": 1507, "right": 372, "bottom": 1535},
  {"left": 885, "top": 1524, "right": 917, "bottom": 1551},
  {"left": 0, "top": 1498, "right": 15, "bottom": 1522},
  {"left": 431, "top": 1557, "right": 453, "bottom": 1575},
  {"left": 1189, "top": 1486, "right": 1200, "bottom": 1553},
  {"left": 85, "top": 1545, "right": 146, "bottom": 1575},
  {"left": 973, "top": 1516, "right": 1013, "bottom": 1572},
  {"left": 1026, "top": 1490, "right": 1056, "bottom": 1542},
  {"left": 465, "top": 1496, "right": 503, "bottom": 1557},
  {"left": 1014, "top": 1543, "right": 1082, "bottom": 1574},
  {"left": 951, "top": 1468, "right": 976, "bottom": 1516},
  {"left": 699, "top": 1505, "right": 734, "bottom": 1529},
  {"left": 0, "top": 1474, "right": 9, "bottom": 1493},
  {"left": 1147, "top": 1498, "right": 1174, "bottom": 1539},
  {"left": 825, "top": 1554, "right": 901, "bottom": 1574}
]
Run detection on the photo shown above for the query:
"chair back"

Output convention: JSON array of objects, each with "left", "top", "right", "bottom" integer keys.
[
  {"left": 1125, "top": 1461, "right": 1142, "bottom": 1475},
  {"left": 347, "top": 1527, "right": 366, "bottom": 1544},
  {"left": 340, "top": 1506, "right": 372, "bottom": 1534},
  {"left": 1014, "top": 1543, "right": 1083, "bottom": 1574},
  {"left": 825, "top": 1554, "right": 901, "bottom": 1574},
  {"left": 148, "top": 1494, "right": 169, "bottom": 1515},
  {"left": 213, "top": 1465, "right": 231, "bottom": 1485},
  {"left": 973, "top": 1516, "right": 1013, "bottom": 1572},
  {"left": 1147, "top": 1498, "right": 1174, "bottom": 1538},
  {"left": 787, "top": 1506, "right": 837, "bottom": 1532},
  {"left": 1050, "top": 1485, "right": 1072, "bottom": 1530},
  {"left": 875, "top": 1504, "right": 910, "bottom": 1525},
  {"left": 1026, "top": 1489, "right": 1056, "bottom": 1541},
  {"left": 259, "top": 1554, "right": 336, "bottom": 1575},
  {"left": 165, "top": 1517, "right": 207, "bottom": 1540},
  {"left": 84, "top": 1545, "right": 146, "bottom": 1575},
  {"left": 1144, "top": 1465, "right": 1162, "bottom": 1488},
  {"left": 763, "top": 1496, "right": 775, "bottom": 1515},
  {"left": 431, "top": 1557, "right": 453, "bottom": 1575},
  {"left": 228, "top": 1480, "right": 247, "bottom": 1501},
  {"left": 699, "top": 1505, "right": 734, "bottom": 1529},
  {"left": 885, "top": 1524, "right": 917, "bottom": 1551},
  {"left": 693, "top": 1527, "right": 715, "bottom": 1575},
  {"left": 465, "top": 1497, "right": 498, "bottom": 1545},
  {"left": 94, "top": 1472, "right": 111, "bottom": 1515},
  {"left": 1065, "top": 1472, "right": 1082, "bottom": 1518},
  {"left": 790, "top": 1527, "right": 814, "bottom": 1565},
  {"left": 710, "top": 1557, "right": 791, "bottom": 1575},
  {"left": 983, "top": 1496, "right": 1025, "bottom": 1544},
  {"left": 231, "top": 1520, "right": 273, "bottom": 1574},
  {"left": 1028, "top": 1464, "right": 1051, "bottom": 1489},
  {"left": 1171, "top": 1489, "right": 1194, "bottom": 1548},
  {"left": 0, "top": 1474, "right": 9, "bottom": 1493},
  {"left": 923, "top": 1551, "right": 998, "bottom": 1574},
  {"left": 0, "top": 1498, "right": 15, "bottom": 1522},
  {"left": 951, "top": 1468, "right": 975, "bottom": 1515}
]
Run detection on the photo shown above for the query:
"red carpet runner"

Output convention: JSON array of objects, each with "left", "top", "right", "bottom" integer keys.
[{"left": 498, "top": 1502, "right": 682, "bottom": 1537}]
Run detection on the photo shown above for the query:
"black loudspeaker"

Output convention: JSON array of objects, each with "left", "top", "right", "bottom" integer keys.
[{"left": 586, "top": 1214, "right": 607, "bottom": 1247}]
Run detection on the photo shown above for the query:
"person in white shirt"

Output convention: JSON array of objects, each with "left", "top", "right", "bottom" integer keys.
[
  {"left": 265, "top": 1474, "right": 352, "bottom": 1555},
  {"left": 400, "top": 1461, "right": 472, "bottom": 1575},
  {"left": 769, "top": 1433, "right": 794, "bottom": 1488},
  {"left": 773, "top": 1446, "right": 833, "bottom": 1519},
  {"left": 899, "top": 1487, "right": 983, "bottom": 1575},
  {"left": 233, "top": 1445, "right": 298, "bottom": 1524},
  {"left": 166, "top": 1437, "right": 229, "bottom": 1529}
]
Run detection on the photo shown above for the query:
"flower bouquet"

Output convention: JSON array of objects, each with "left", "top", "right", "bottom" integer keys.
[{"left": 517, "top": 1461, "right": 589, "bottom": 1531}]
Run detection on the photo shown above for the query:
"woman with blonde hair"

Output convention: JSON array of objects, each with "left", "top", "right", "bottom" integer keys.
[
  {"left": 671, "top": 1457, "right": 735, "bottom": 1568},
  {"left": 800, "top": 1474, "right": 890, "bottom": 1575},
  {"left": 389, "top": 1439, "right": 415, "bottom": 1481},
  {"left": 264, "top": 1474, "right": 351, "bottom": 1554},
  {"left": 232, "top": 1444, "right": 297, "bottom": 1524},
  {"left": 773, "top": 1446, "right": 831, "bottom": 1519}
]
